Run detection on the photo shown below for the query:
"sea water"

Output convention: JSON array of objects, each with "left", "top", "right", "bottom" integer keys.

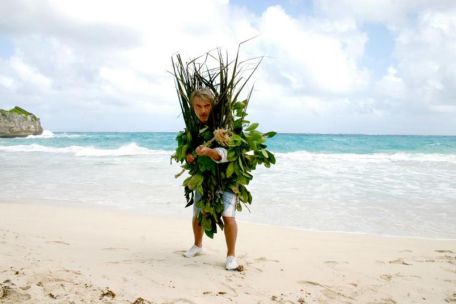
[{"left": 1, "top": 131, "right": 455, "bottom": 239}]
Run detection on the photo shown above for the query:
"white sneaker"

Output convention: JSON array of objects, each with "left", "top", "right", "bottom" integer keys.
[
  {"left": 225, "top": 256, "right": 239, "bottom": 270},
  {"left": 183, "top": 245, "right": 203, "bottom": 258}
]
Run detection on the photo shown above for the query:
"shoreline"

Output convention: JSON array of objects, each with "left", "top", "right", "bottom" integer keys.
[
  {"left": 2, "top": 199, "right": 454, "bottom": 242},
  {"left": 0, "top": 199, "right": 456, "bottom": 241},
  {"left": 1, "top": 201, "right": 455, "bottom": 303}
]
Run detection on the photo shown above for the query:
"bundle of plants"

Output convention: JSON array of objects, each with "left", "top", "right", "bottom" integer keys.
[{"left": 171, "top": 43, "right": 276, "bottom": 238}]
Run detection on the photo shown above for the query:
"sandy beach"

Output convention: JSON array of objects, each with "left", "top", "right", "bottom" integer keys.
[{"left": 0, "top": 201, "right": 455, "bottom": 304}]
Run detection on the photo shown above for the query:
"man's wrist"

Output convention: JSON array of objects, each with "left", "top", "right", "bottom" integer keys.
[{"left": 209, "top": 149, "right": 221, "bottom": 161}]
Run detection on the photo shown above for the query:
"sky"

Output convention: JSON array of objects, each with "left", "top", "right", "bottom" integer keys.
[{"left": 0, "top": 0, "right": 455, "bottom": 135}]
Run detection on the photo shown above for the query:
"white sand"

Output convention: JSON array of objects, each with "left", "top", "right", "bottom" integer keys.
[{"left": 0, "top": 202, "right": 455, "bottom": 304}]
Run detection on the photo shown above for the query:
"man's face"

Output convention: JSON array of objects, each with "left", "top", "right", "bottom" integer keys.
[{"left": 193, "top": 96, "right": 212, "bottom": 123}]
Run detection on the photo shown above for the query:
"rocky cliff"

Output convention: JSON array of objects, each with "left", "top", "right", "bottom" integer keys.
[{"left": 0, "top": 106, "right": 43, "bottom": 138}]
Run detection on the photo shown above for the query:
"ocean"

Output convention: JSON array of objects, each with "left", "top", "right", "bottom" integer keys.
[{"left": 1, "top": 131, "right": 455, "bottom": 239}]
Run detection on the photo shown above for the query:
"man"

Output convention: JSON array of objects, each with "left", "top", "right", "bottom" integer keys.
[{"left": 183, "top": 88, "right": 239, "bottom": 271}]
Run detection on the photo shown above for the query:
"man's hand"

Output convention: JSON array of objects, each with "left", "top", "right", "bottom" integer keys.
[
  {"left": 186, "top": 153, "right": 195, "bottom": 164},
  {"left": 195, "top": 145, "right": 222, "bottom": 161},
  {"left": 195, "top": 145, "right": 211, "bottom": 157}
]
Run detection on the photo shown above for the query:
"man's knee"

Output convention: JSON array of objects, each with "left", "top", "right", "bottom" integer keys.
[{"left": 223, "top": 216, "right": 236, "bottom": 225}]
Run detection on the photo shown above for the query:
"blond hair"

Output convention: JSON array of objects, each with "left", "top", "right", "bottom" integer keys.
[{"left": 190, "top": 88, "right": 215, "bottom": 105}]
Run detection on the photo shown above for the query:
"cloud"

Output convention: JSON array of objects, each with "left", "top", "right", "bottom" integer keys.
[
  {"left": 393, "top": 8, "right": 456, "bottom": 111},
  {"left": 0, "top": 0, "right": 455, "bottom": 134},
  {"left": 314, "top": 0, "right": 454, "bottom": 25},
  {"left": 313, "top": 0, "right": 456, "bottom": 125},
  {"left": 254, "top": 6, "right": 368, "bottom": 96}
]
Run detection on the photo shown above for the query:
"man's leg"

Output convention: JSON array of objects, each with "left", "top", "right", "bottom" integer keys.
[
  {"left": 223, "top": 216, "right": 237, "bottom": 257},
  {"left": 184, "top": 216, "right": 203, "bottom": 258},
  {"left": 192, "top": 216, "right": 203, "bottom": 247}
]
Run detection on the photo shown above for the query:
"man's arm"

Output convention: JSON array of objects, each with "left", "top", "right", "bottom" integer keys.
[
  {"left": 194, "top": 146, "right": 228, "bottom": 163},
  {"left": 212, "top": 147, "right": 228, "bottom": 163}
]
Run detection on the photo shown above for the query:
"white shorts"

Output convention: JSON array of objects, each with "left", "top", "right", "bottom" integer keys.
[{"left": 193, "top": 190, "right": 238, "bottom": 218}]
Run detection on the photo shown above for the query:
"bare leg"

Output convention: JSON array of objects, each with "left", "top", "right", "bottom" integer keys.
[
  {"left": 223, "top": 216, "right": 238, "bottom": 256},
  {"left": 192, "top": 216, "right": 203, "bottom": 247}
]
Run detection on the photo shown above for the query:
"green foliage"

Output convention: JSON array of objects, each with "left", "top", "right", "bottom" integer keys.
[
  {"left": 9, "top": 106, "right": 33, "bottom": 116},
  {"left": 0, "top": 106, "right": 38, "bottom": 121},
  {"left": 171, "top": 42, "right": 276, "bottom": 238}
]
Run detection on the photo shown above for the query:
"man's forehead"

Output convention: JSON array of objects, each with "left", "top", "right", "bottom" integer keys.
[{"left": 193, "top": 97, "right": 212, "bottom": 105}]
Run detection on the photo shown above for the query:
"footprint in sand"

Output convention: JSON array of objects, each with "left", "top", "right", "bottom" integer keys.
[
  {"left": 435, "top": 249, "right": 455, "bottom": 254},
  {"left": 297, "top": 280, "right": 354, "bottom": 301},
  {"left": 298, "top": 280, "right": 325, "bottom": 287},
  {"left": 243, "top": 256, "right": 279, "bottom": 273},
  {"left": 380, "top": 274, "right": 393, "bottom": 281},
  {"left": 101, "top": 247, "right": 129, "bottom": 251},
  {"left": 375, "top": 297, "right": 397, "bottom": 304},
  {"left": 324, "top": 260, "right": 349, "bottom": 266},
  {"left": 445, "top": 292, "right": 456, "bottom": 303},
  {"left": 437, "top": 255, "right": 456, "bottom": 265},
  {"left": 219, "top": 282, "right": 238, "bottom": 296},
  {"left": 388, "top": 258, "right": 412, "bottom": 265},
  {"left": 0, "top": 283, "right": 32, "bottom": 302},
  {"left": 323, "top": 260, "right": 348, "bottom": 270},
  {"left": 170, "top": 298, "right": 197, "bottom": 304},
  {"left": 61, "top": 268, "right": 82, "bottom": 275},
  {"left": 399, "top": 249, "right": 413, "bottom": 253},
  {"left": 254, "top": 257, "right": 279, "bottom": 263},
  {"left": 379, "top": 273, "right": 421, "bottom": 282},
  {"left": 46, "top": 240, "right": 70, "bottom": 245}
]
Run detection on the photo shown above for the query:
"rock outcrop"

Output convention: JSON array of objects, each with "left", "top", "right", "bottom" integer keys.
[{"left": 0, "top": 106, "right": 43, "bottom": 138}]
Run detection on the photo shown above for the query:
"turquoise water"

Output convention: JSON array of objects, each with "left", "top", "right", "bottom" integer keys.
[
  {"left": 1, "top": 132, "right": 455, "bottom": 154},
  {"left": 1, "top": 131, "right": 456, "bottom": 239}
]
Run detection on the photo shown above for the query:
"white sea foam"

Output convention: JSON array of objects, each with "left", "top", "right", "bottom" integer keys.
[
  {"left": 25, "top": 130, "right": 55, "bottom": 138},
  {"left": 274, "top": 151, "right": 456, "bottom": 164},
  {"left": 1, "top": 143, "right": 456, "bottom": 163},
  {"left": 0, "top": 142, "right": 170, "bottom": 157},
  {"left": 54, "top": 133, "right": 84, "bottom": 138}
]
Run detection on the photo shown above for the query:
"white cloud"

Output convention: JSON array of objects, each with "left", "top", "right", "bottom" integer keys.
[
  {"left": 11, "top": 56, "right": 52, "bottom": 89},
  {"left": 0, "top": 0, "right": 455, "bottom": 134},
  {"left": 254, "top": 6, "right": 368, "bottom": 95},
  {"left": 375, "top": 67, "right": 406, "bottom": 101},
  {"left": 394, "top": 8, "right": 456, "bottom": 109},
  {"left": 314, "top": 0, "right": 454, "bottom": 25}
]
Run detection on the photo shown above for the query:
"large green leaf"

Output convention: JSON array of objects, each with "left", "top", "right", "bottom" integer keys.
[{"left": 226, "top": 162, "right": 235, "bottom": 178}]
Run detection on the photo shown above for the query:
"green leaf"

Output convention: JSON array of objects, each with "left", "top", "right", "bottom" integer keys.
[
  {"left": 197, "top": 156, "right": 215, "bottom": 172},
  {"left": 238, "top": 176, "right": 249, "bottom": 185},
  {"left": 183, "top": 176, "right": 192, "bottom": 187},
  {"left": 238, "top": 157, "right": 244, "bottom": 171},
  {"left": 263, "top": 131, "right": 277, "bottom": 138},
  {"left": 261, "top": 149, "right": 268, "bottom": 158},
  {"left": 247, "top": 191, "right": 252, "bottom": 204},
  {"left": 182, "top": 144, "right": 189, "bottom": 156},
  {"left": 199, "top": 126, "right": 209, "bottom": 134},
  {"left": 226, "top": 162, "right": 235, "bottom": 178},
  {"left": 245, "top": 122, "right": 258, "bottom": 131},
  {"left": 229, "top": 184, "right": 240, "bottom": 195},
  {"left": 228, "top": 134, "right": 242, "bottom": 147},
  {"left": 203, "top": 202, "right": 212, "bottom": 213},
  {"left": 267, "top": 151, "right": 276, "bottom": 164},
  {"left": 186, "top": 174, "right": 203, "bottom": 189},
  {"left": 227, "top": 149, "right": 237, "bottom": 161},
  {"left": 196, "top": 184, "right": 204, "bottom": 196}
]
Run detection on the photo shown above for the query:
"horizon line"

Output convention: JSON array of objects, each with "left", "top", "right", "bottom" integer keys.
[{"left": 46, "top": 130, "right": 456, "bottom": 137}]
